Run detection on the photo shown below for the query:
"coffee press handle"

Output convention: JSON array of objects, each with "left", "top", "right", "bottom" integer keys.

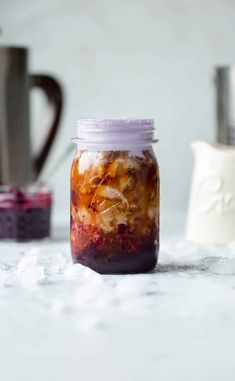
[{"left": 30, "top": 74, "right": 63, "bottom": 179}]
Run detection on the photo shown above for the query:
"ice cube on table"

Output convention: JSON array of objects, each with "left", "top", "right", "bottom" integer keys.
[
  {"left": 64, "top": 263, "right": 103, "bottom": 285},
  {"left": 16, "top": 253, "right": 45, "bottom": 285},
  {"left": 64, "top": 263, "right": 86, "bottom": 280},
  {"left": 47, "top": 251, "right": 68, "bottom": 274},
  {"left": 209, "top": 258, "right": 235, "bottom": 275}
]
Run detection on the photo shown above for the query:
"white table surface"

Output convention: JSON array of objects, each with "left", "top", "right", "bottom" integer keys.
[{"left": 1, "top": 210, "right": 235, "bottom": 381}]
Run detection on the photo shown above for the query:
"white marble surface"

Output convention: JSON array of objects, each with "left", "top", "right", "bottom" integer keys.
[{"left": 1, "top": 211, "right": 235, "bottom": 381}]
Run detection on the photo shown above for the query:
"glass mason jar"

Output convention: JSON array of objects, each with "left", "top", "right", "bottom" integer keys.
[{"left": 70, "top": 119, "right": 159, "bottom": 274}]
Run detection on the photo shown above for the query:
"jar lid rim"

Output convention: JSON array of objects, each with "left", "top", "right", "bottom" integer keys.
[
  {"left": 75, "top": 119, "right": 156, "bottom": 149},
  {"left": 76, "top": 118, "right": 155, "bottom": 130}
]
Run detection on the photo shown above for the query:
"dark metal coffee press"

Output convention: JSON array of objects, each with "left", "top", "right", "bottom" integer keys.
[
  {"left": 215, "top": 66, "right": 235, "bottom": 145},
  {"left": 0, "top": 46, "right": 63, "bottom": 241},
  {"left": 0, "top": 46, "right": 63, "bottom": 185}
]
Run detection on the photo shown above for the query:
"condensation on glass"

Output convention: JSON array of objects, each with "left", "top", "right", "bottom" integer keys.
[{"left": 70, "top": 119, "right": 160, "bottom": 274}]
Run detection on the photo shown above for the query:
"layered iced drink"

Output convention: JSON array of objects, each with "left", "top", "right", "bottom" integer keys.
[{"left": 70, "top": 149, "right": 159, "bottom": 274}]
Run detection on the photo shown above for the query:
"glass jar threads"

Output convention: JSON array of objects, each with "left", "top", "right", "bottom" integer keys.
[{"left": 70, "top": 119, "right": 159, "bottom": 274}]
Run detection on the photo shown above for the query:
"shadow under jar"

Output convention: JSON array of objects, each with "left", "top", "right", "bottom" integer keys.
[{"left": 70, "top": 119, "right": 160, "bottom": 274}]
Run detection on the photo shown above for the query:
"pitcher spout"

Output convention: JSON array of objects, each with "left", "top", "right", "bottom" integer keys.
[
  {"left": 191, "top": 141, "right": 213, "bottom": 154},
  {"left": 191, "top": 140, "right": 235, "bottom": 156}
]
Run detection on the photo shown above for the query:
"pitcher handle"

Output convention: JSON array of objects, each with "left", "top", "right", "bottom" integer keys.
[{"left": 30, "top": 74, "right": 63, "bottom": 179}]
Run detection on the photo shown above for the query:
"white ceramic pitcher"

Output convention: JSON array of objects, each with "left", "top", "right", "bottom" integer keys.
[{"left": 186, "top": 141, "right": 235, "bottom": 245}]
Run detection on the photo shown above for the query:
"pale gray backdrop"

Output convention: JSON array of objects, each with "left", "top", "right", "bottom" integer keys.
[{"left": 1, "top": 0, "right": 235, "bottom": 219}]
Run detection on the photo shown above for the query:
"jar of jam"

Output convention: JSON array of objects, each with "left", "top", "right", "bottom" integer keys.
[
  {"left": 0, "top": 183, "right": 52, "bottom": 241},
  {"left": 70, "top": 119, "right": 159, "bottom": 274}
]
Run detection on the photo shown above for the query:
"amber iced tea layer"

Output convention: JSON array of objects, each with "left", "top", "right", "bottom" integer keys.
[{"left": 70, "top": 150, "right": 159, "bottom": 274}]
